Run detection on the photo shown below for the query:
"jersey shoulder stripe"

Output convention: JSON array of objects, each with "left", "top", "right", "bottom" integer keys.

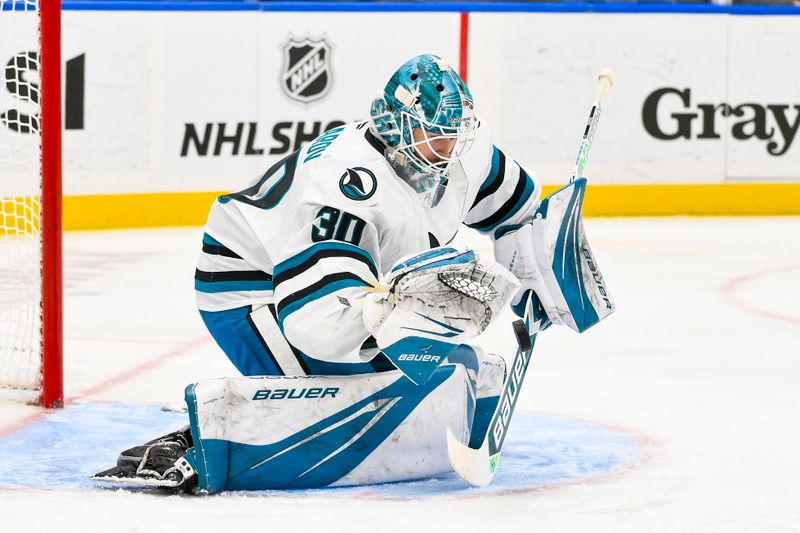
[
  {"left": 471, "top": 146, "right": 505, "bottom": 209},
  {"left": 467, "top": 167, "right": 536, "bottom": 233}
]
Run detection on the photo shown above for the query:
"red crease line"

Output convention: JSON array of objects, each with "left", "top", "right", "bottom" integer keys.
[
  {"left": 720, "top": 265, "right": 800, "bottom": 326},
  {"left": 0, "top": 335, "right": 212, "bottom": 439}
]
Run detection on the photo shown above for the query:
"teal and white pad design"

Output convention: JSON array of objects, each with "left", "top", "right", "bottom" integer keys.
[
  {"left": 184, "top": 366, "right": 473, "bottom": 492},
  {"left": 532, "top": 178, "right": 615, "bottom": 332}
]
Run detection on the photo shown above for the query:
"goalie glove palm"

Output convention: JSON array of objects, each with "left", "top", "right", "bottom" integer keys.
[{"left": 362, "top": 247, "right": 519, "bottom": 344}]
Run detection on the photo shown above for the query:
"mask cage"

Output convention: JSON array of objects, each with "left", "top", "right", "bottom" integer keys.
[{"left": 396, "top": 110, "right": 476, "bottom": 180}]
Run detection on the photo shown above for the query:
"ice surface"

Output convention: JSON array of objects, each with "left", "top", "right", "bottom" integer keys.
[
  {"left": 0, "top": 403, "right": 644, "bottom": 495},
  {"left": 0, "top": 218, "right": 798, "bottom": 532}
]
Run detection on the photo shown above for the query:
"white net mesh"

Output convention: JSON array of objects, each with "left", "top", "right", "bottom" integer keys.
[{"left": 0, "top": 0, "right": 43, "bottom": 393}]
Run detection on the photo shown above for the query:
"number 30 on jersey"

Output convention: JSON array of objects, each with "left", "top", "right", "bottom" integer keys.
[{"left": 311, "top": 206, "right": 366, "bottom": 245}]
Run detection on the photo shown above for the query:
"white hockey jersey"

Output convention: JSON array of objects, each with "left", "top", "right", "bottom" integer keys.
[{"left": 196, "top": 120, "right": 540, "bottom": 366}]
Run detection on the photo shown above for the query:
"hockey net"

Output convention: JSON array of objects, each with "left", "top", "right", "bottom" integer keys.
[{"left": 0, "top": 0, "right": 62, "bottom": 406}]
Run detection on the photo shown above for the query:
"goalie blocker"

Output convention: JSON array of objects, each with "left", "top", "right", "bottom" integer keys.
[{"left": 495, "top": 178, "right": 615, "bottom": 332}]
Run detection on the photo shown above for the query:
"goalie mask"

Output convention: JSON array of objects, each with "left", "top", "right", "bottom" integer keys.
[{"left": 369, "top": 54, "right": 477, "bottom": 208}]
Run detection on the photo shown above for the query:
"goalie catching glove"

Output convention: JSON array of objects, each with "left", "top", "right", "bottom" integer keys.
[{"left": 362, "top": 247, "right": 518, "bottom": 384}]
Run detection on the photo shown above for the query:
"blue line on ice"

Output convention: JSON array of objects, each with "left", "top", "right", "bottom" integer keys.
[{"left": 0, "top": 402, "right": 646, "bottom": 496}]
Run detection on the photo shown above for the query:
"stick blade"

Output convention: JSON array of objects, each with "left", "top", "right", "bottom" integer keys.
[{"left": 446, "top": 427, "right": 497, "bottom": 487}]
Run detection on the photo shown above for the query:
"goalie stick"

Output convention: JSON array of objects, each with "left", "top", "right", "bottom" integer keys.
[
  {"left": 446, "top": 66, "right": 616, "bottom": 487},
  {"left": 571, "top": 65, "right": 616, "bottom": 183},
  {"left": 446, "top": 293, "right": 542, "bottom": 486}
]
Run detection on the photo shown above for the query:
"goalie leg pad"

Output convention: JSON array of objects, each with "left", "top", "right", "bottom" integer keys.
[{"left": 183, "top": 365, "right": 474, "bottom": 493}]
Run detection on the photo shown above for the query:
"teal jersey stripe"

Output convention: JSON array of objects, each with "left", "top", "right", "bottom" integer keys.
[
  {"left": 278, "top": 278, "right": 369, "bottom": 326},
  {"left": 202, "top": 233, "right": 225, "bottom": 247},
  {"left": 470, "top": 173, "right": 536, "bottom": 233},
  {"left": 471, "top": 146, "right": 504, "bottom": 210},
  {"left": 195, "top": 279, "right": 274, "bottom": 294},
  {"left": 477, "top": 146, "right": 502, "bottom": 196},
  {"left": 274, "top": 241, "right": 377, "bottom": 280}
]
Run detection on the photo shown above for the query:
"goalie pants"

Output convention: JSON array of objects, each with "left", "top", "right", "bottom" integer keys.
[{"left": 199, "top": 304, "right": 394, "bottom": 377}]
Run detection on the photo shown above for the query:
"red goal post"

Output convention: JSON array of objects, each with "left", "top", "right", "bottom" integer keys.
[{"left": 0, "top": 0, "right": 63, "bottom": 407}]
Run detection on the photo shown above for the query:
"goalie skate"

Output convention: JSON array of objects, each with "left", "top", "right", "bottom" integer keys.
[{"left": 92, "top": 427, "right": 197, "bottom": 491}]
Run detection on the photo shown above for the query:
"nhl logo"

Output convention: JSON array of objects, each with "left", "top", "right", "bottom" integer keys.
[{"left": 281, "top": 37, "right": 332, "bottom": 104}]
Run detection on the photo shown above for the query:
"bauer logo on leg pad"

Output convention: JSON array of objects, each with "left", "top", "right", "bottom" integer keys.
[
  {"left": 397, "top": 354, "right": 441, "bottom": 363},
  {"left": 582, "top": 247, "right": 613, "bottom": 310},
  {"left": 252, "top": 387, "right": 339, "bottom": 401}
]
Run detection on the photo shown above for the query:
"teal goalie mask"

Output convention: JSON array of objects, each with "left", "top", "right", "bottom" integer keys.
[{"left": 369, "top": 54, "right": 477, "bottom": 208}]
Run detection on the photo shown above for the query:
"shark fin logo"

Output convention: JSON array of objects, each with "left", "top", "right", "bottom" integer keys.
[{"left": 339, "top": 167, "right": 377, "bottom": 201}]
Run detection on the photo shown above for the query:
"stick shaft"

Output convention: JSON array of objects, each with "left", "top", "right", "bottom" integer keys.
[{"left": 569, "top": 67, "right": 615, "bottom": 183}]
